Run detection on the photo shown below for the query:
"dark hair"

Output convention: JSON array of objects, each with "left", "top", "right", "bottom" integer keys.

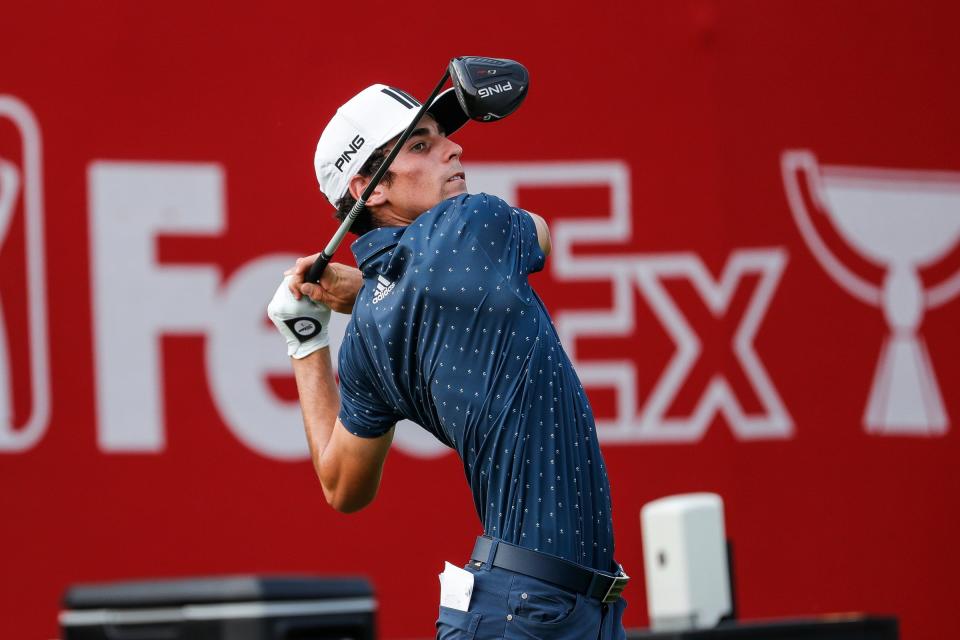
[{"left": 333, "top": 145, "right": 394, "bottom": 236}]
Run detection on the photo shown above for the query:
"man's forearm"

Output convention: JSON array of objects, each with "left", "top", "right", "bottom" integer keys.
[
  {"left": 269, "top": 261, "right": 391, "bottom": 511},
  {"left": 291, "top": 348, "right": 340, "bottom": 468},
  {"left": 290, "top": 346, "right": 394, "bottom": 512}
]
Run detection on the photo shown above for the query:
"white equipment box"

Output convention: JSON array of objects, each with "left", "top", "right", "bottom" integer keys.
[{"left": 640, "top": 493, "right": 732, "bottom": 631}]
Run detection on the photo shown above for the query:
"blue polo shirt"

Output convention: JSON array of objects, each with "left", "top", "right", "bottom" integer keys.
[{"left": 337, "top": 193, "right": 616, "bottom": 571}]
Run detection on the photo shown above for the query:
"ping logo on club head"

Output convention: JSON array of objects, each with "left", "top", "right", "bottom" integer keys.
[
  {"left": 284, "top": 317, "right": 321, "bottom": 342},
  {"left": 334, "top": 135, "right": 365, "bottom": 173},
  {"left": 478, "top": 82, "right": 513, "bottom": 99}
]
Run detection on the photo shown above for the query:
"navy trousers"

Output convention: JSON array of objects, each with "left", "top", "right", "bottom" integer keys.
[{"left": 435, "top": 561, "right": 628, "bottom": 640}]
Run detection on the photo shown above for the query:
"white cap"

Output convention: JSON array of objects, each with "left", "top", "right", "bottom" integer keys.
[{"left": 314, "top": 84, "right": 468, "bottom": 205}]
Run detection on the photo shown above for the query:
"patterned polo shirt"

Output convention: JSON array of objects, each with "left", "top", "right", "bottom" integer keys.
[{"left": 337, "top": 193, "right": 616, "bottom": 571}]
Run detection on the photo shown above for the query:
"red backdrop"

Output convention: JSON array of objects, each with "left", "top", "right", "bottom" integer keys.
[{"left": 2, "top": 2, "right": 959, "bottom": 638}]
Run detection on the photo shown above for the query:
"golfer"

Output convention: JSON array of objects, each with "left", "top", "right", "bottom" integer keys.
[{"left": 268, "top": 83, "right": 628, "bottom": 639}]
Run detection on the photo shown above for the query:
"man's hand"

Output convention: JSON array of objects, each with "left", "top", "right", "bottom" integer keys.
[
  {"left": 285, "top": 255, "right": 363, "bottom": 314},
  {"left": 267, "top": 275, "right": 331, "bottom": 359}
]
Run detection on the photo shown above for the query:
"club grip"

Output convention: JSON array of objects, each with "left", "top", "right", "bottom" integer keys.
[{"left": 305, "top": 252, "right": 332, "bottom": 284}]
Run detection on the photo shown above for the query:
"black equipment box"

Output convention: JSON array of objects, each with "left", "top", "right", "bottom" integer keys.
[
  {"left": 60, "top": 575, "right": 375, "bottom": 640},
  {"left": 628, "top": 615, "right": 898, "bottom": 640}
]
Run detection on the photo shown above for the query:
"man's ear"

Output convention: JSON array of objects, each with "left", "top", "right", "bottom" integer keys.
[{"left": 348, "top": 174, "right": 388, "bottom": 207}]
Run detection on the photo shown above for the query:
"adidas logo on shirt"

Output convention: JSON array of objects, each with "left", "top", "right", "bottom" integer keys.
[{"left": 372, "top": 275, "right": 396, "bottom": 304}]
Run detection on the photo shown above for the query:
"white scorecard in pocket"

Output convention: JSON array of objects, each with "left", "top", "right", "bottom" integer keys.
[{"left": 439, "top": 561, "right": 474, "bottom": 612}]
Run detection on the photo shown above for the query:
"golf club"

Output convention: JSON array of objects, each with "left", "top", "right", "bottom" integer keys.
[{"left": 305, "top": 56, "right": 529, "bottom": 284}]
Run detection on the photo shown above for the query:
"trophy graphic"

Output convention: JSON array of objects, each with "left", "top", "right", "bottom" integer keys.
[{"left": 782, "top": 150, "right": 960, "bottom": 436}]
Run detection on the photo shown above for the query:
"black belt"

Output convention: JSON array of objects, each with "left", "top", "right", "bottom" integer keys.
[{"left": 470, "top": 536, "right": 629, "bottom": 604}]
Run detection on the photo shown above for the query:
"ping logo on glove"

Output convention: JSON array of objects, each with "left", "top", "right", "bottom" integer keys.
[{"left": 283, "top": 317, "right": 322, "bottom": 342}]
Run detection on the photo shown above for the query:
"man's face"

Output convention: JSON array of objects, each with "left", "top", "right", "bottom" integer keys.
[{"left": 378, "top": 114, "right": 466, "bottom": 219}]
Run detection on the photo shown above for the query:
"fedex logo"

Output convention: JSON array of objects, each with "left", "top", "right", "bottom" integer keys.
[
  {"left": 1, "top": 141, "right": 794, "bottom": 460},
  {"left": 1, "top": 96, "right": 793, "bottom": 460},
  {"left": 83, "top": 160, "right": 792, "bottom": 460}
]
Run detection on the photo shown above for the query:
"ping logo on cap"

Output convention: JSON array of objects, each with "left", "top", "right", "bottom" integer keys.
[{"left": 334, "top": 135, "right": 365, "bottom": 173}]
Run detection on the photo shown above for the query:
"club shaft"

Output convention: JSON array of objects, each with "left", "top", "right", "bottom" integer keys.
[{"left": 306, "top": 68, "right": 452, "bottom": 284}]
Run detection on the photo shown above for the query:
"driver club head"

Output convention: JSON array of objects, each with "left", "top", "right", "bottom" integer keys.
[{"left": 449, "top": 56, "right": 529, "bottom": 122}]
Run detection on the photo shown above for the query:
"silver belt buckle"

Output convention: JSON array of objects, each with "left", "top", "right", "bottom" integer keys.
[{"left": 602, "top": 569, "right": 630, "bottom": 603}]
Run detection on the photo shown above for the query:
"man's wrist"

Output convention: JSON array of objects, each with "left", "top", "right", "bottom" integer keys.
[{"left": 291, "top": 343, "right": 330, "bottom": 361}]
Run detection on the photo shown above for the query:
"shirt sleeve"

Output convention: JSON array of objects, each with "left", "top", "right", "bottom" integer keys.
[
  {"left": 458, "top": 193, "right": 546, "bottom": 277},
  {"left": 337, "top": 326, "right": 403, "bottom": 438}
]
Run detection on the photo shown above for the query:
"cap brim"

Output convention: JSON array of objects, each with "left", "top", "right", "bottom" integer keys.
[{"left": 428, "top": 88, "right": 470, "bottom": 136}]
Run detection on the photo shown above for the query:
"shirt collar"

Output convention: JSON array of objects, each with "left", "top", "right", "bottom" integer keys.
[{"left": 350, "top": 226, "right": 406, "bottom": 268}]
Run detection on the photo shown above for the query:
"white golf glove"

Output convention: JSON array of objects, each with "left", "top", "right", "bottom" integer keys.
[{"left": 267, "top": 275, "right": 331, "bottom": 359}]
